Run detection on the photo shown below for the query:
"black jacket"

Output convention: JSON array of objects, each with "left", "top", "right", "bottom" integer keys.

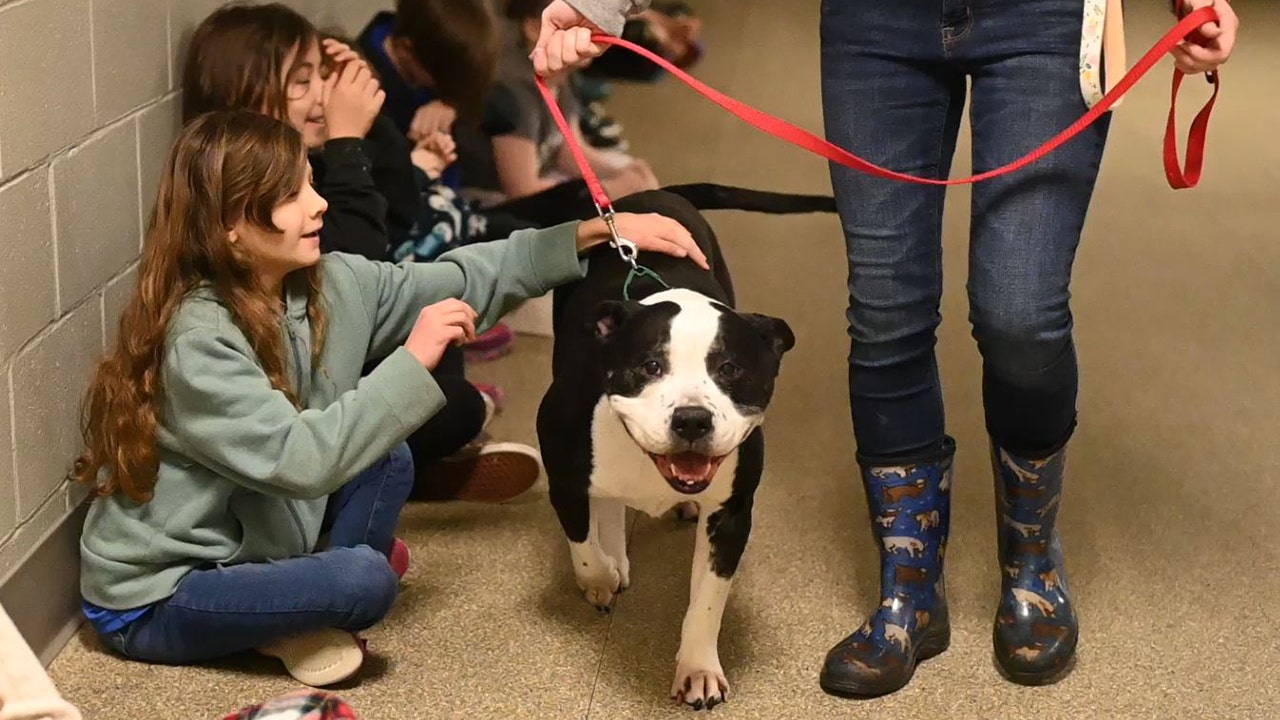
[{"left": 311, "top": 115, "right": 421, "bottom": 261}]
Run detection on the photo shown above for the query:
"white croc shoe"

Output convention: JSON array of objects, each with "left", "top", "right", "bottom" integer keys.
[{"left": 256, "top": 628, "right": 365, "bottom": 687}]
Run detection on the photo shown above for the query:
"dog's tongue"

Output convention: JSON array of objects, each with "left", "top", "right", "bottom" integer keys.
[{"left": 663, "top": 452, "right": 715, "bottom": 481}]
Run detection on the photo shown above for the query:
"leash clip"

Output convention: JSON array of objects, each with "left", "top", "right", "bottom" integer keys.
[{"left": 598, "top": 204, "right": 639, "bottom": 269}]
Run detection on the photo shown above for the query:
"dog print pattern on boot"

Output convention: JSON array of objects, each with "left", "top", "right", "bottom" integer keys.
[
  {"left": 820, "top": 440, "right": 955, "bottom": 697},
  {"left": 992, "top": 444, "right": 1078, "bottom": 684}
]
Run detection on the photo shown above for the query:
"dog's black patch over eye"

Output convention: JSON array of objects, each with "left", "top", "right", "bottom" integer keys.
[
  {"left": 595, "top": 300, "right": 680, "bottom": 398},
  {"left": 716, "top": 361, "right": 742, "bottom": 380},
  {"left": 707, "top": 309, "right": 795, "bottom": 413}
]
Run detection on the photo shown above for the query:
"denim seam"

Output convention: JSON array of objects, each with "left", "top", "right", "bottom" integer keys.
[
  {"left": 361, "top": 457, "right": 395, "bottom": 550},
  {"left": 931, "top": 83, "right": 955, "bottom": 301},
  {"left": 941, "top": 5, "right": 973, "bottom": 51}
]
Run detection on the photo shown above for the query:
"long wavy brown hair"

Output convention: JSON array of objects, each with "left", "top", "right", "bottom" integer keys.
[{"left": 72, "top": 110, "right": 328, "bottom": 503}]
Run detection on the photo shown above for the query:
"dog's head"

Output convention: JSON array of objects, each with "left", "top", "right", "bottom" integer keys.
[{"left": 592, "top": 289, "right": 794, "bottom": 495}]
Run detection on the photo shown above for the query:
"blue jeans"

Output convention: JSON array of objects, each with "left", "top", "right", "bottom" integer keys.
[
  {"left": 820, "top": 0, "right": 1110, "bottom": 461},
  {"left": 101, "top": 442, "right": 415, "bottom": 664}
]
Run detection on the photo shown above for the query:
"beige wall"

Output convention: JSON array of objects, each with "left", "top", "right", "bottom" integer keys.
[{"left": 0, "top": 0, "right": 391, "bottom": 580}]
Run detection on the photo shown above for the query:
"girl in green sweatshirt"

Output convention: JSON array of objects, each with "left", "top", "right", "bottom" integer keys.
[{"left": 71, "top": 109, "right": 704, "bottom": 686}]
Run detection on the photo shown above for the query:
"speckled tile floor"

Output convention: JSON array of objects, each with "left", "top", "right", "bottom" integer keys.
[{"left": 48, "top": 1, "right": 1280, "bottom": 718}]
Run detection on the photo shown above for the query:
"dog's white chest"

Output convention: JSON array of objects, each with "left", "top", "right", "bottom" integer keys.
[{"left": 587, "top": 398, "right": 736, "bottom": 517}]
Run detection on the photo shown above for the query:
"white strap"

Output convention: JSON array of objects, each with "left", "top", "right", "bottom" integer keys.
[{"left": 1080, "top": 0, "right": 1127, "bottom": 110}]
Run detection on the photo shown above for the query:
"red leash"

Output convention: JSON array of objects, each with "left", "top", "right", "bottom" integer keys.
[{"left": 536, "top": 5, "right": 1221, "bottom": 225}]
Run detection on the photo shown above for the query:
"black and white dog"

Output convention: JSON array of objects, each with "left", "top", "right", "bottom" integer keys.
[{"left": 537, "top": 190, "right": 795, "bottom": 709}]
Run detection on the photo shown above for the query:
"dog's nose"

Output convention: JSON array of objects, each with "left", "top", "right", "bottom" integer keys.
[{"left": 671, "top": 406, "right": 714, "bottom": 442}]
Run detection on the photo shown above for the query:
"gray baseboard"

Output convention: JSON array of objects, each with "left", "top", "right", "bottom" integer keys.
[{"left": 0, "top": 499, "right": 89, "bottom": 667}]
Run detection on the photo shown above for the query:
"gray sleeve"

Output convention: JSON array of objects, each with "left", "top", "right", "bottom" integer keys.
[
  {"left": 501, "top": 79, "right": 544, "bottom": 142},
  {"left": 566, "top": 0, "right": 651, "bottom": 36}
]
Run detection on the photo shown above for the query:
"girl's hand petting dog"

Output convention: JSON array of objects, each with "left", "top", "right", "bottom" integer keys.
[
  {"left": 405, "top": 299, "right": 478, "bottom": 370},
  {"left": 576, "top": 213, "right": 710, "bottom": 270}
]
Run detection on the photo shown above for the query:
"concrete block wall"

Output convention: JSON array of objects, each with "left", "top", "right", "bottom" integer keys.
[{"left": 0, "top": 0, "right": 391, "bottom": 581}]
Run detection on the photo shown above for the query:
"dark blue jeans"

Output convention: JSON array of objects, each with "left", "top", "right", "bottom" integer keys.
[
  {"left": 102, "top": 442, "right": 415, "bottom": 664},
  {"left": 820, "top": 0, "right": 1110, "bottom": 462}
]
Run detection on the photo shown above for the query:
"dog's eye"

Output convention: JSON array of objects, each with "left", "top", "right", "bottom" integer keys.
[
  {"left": 641, "top": 359, "right": 663, "bottom": 376},
  {"left": 718, "top": 361, "right": 742, "bottom": 379}
]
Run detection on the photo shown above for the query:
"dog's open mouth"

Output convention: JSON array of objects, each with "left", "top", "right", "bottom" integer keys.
[{"left": 650, "top": 452, "right": 726, "bottom": 494}]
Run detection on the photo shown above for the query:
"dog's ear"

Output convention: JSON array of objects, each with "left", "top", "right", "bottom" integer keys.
[
  {"left": 741, "top": 313, "right": 795, "bottom": 358},
  {"left": 591, "top": 300, "right": 641, "bottom": 343}
]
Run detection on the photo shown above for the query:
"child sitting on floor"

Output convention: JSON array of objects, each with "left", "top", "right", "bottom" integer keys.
[
  {"left": 182, "top": 2, "right": 538, "bottom": 500},
  {"left": 355, "top": 0, "right": 657, "bottom": 207},
  {"left": 74, "top": 109, "right": 704, "bottom": 686}
]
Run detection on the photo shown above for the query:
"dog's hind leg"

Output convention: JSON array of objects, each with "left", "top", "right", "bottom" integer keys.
[{"left": 594, "top": 496, "right": 630, "bottom": 590}]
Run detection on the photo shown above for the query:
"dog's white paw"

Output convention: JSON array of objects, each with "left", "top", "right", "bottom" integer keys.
[
  {"left": 671, "top": 660, "right": 729, "bottom": 710},
  {"left": 574, "top": 556, "right": 621, "bottom": 611},
  {"left": 615, "top": 555, "right": 631, "bottom": 591}
]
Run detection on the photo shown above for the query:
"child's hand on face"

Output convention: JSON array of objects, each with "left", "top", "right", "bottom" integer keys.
[
  {"left": 405, "top": 299, "right": 478, "bottom": 370},
  {"left": 322, "top": 42, "right": 385, "bottom": 140},
  {"left": 408, "top": 101, "right": 458, "bottom": 144},
  {"left": 321, "top": 38, "right": 362, "bottom": 68},
  {"left": 410, "top": 132, "right": 457, "bottom": 178},
  {"left": 576, "top": 212, "right": 710, "bottom": 270}
]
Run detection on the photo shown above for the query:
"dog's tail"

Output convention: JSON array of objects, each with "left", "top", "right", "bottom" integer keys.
[{"left": 661, "top": 183, "right": 836, "bottom": 214}]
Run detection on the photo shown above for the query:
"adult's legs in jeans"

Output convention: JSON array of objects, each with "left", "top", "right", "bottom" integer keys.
[
  {"left": 827, "top": 26, "right": 968, "bottom": 463},
  {"left": 962, "top": 0, "right": 1110, "bottom": 683},
  {"left": 817, "top": 0, "right": 966, "bottom": 697},
  {"left": 963, "top": 0, "right": 1110, "bottom": 459}
]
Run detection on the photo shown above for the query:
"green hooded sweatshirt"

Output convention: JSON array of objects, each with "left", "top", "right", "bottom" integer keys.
[{"left": 80, "top": 222, "right": 586, "bottom": 610}]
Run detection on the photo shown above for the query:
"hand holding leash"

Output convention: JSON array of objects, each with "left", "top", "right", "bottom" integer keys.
[
  {"left": 1171, "top": 0, "right": 1237, "bottom": 78},
  {"left": 531, "top": 1, "right": 607, "bottom": 79}
]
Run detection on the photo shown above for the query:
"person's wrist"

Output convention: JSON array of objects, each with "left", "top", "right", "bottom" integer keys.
[
  {"left": 405, "top": 343, "right": 430, "bottom": 367},
  {"left": 575, "top": 217, "right": 606, "bottom": 254},
  {"left": 327, "top": 121, "right": 363, "bottom": 140}
]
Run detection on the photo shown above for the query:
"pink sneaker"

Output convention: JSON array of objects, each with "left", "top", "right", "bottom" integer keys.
[
  {"left": 388, "top": 538, "right": 410, "bottom": 579},
  {"left": 463, "top": 323, "right": 514, "bottom": 363}
]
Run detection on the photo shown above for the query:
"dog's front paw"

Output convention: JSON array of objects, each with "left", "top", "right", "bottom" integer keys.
[
  {"left": 671, "top": 660, "right": 729, "bottom": 710},
  {"left": 615, "top": 555, "right": 631, "bottom": 591},
  {"left": 574, "top": 556, "right": 621, "bottom": 611}
]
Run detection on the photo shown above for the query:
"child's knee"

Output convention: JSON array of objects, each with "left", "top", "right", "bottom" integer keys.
[
  {"left": 386, "top": 441, "right": 415, "bottom": 493},
  {"left": 356, "top": 441, "right": 416, "bottom": 502},
  {"left": 329, "top": 546, "right": 399, "bottom": 628}
]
